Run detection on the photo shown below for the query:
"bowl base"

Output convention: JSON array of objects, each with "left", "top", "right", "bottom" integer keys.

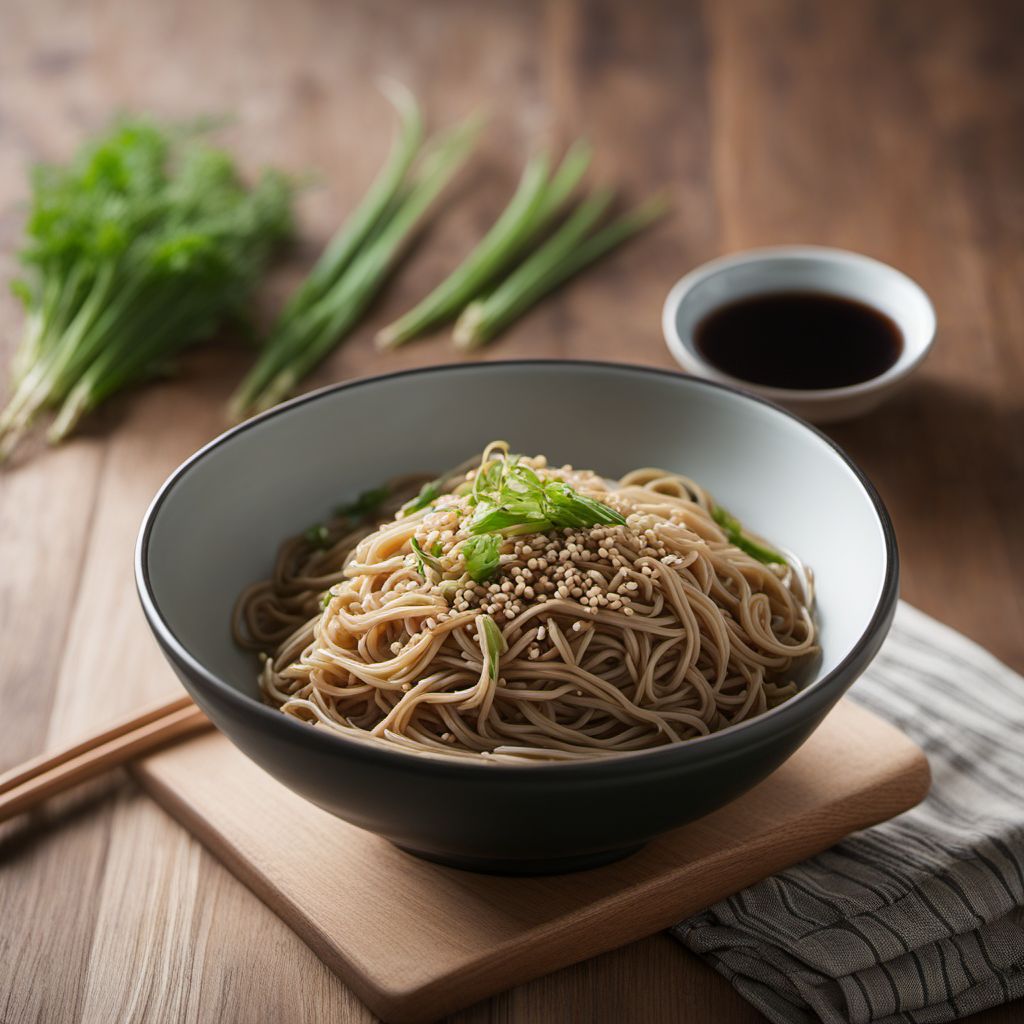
[{"left": 393, "top": 841, "right": 646, "bottom": 876}]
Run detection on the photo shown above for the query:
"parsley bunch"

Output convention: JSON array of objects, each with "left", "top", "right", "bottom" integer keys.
[{"left": 0, "top": 119, "right": 292, "bottom": 461}]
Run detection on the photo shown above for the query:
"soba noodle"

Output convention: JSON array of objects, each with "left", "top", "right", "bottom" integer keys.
[{"left": 233, "top": 443, "right": 816, "bottom": 763}]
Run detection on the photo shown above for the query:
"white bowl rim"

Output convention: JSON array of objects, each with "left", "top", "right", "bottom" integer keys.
[
  {"left": 661, "top": 245, "right": 937, "bottom": 402},
  {"left": 136, "top": 359, "right": 899, "bottom": 778}
]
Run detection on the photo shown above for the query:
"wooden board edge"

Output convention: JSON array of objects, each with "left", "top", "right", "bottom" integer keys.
[
  {"left": 129, "top": 760, "right": 401, "bottom": 1022},
  {"left": 384, "top": 734, "right": 932, "bottom": 1021},
  {"left": 133, "top": 724, "right": 930, "bottom": 1024}
]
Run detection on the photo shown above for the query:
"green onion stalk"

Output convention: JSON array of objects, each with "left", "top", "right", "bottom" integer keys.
[
  {"left": 454, "top": 193, "right": 668, "bottom": 350},
  {"left": 230, "top": 90, "right": 483, "bottom": 418},
  {"left": 375, "top": 140, "right": 593, "bottom": 348}
]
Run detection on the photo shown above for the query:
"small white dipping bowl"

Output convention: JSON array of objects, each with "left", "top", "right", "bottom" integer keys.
[{"left": 662, "top": 246, "right": 936, "bottom": 424}]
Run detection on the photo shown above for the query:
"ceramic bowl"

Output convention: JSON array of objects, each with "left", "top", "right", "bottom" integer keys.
[
  {"left": 662, "top": 246, "right": 936, "bottom": 424},
  {"left": 136, "top": 361, "right": 898, "bottom": 874}
]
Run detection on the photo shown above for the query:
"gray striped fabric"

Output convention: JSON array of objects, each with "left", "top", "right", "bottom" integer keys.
[{"left": 673, "top": 601, "right": 1024, "bottom": 1024}]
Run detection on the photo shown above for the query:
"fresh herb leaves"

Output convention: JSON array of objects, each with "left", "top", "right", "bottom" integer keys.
[
  {"left": 401, "top": 480, "right": 441, "bottom": 517},
  {"left": 455, "top": 446, "right": 625, "bottom": 583},
  {"left": 409, "top": 537, "right": 443, "bottom": 577},
  {"left": 0, "top": 119, "right": 293, "bottom": 461},
  {"left": 335, "top": 485, "right": 390, "bottom": 520},
  {"left": 468, "top": 448, "right": 625, "bottom": 538},
  {"left": 398, "top": 446, "right": 626, "bottom": 591},
  {"left": 540, "top": 481, "right": 627, "bottom": 529},
  {"left": 304, "top": 524, "right": 331, "bottom": 549},
  {"left": 461, "top": 533, "right": 502, "bottom": 583},
  {"left": 478, "top": 614, "right": 506, "bottom": 681}
]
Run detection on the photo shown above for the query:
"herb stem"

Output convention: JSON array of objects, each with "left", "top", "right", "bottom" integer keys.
[
  {"left": 228, "top": 87, "right": 423, "bottom": 418},
  {"left": 454, "top": 193, "right": 667, "bottom": 349},
  {"left": 376, "top": 141, "right": 594, "bottom": 349},
  {"left": 232, "top": 106, "right": 482, "bottom": 416}
]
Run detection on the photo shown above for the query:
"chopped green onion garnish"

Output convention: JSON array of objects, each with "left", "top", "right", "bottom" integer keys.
[
  {"left": 478, "top": 613, "right": 506, "bottom": 681},
  {"left": 319, "top": 591, "right": 334, "bottom": 610},
  {"left": 335, "top": 485, "right": 390, "bottom": 520},
  {"left": 409, "top": 536, "right": 443, "bottom": 577},
  {"left": 467, "top": 447, "right": 625, "bottom": 538},
  {"left": 304, "top": 524, "right": 331, "bottom": 548},
  {"left": 401, "top": 480, "right": 441, "bottom": 516},
  {"left": 461, "top": 533, "right": 502, "bottom": 583},
  {"left": 455, "top": 446, "right": 625, "bottom": 583},
  {"left": 431, "top": 541, "right": 444, "bottom": 557},
  {"left": 711, "top": 505, "right": 786, "bottom": 565}
]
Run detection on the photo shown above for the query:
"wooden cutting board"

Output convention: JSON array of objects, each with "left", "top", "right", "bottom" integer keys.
[{"left": 132, "top": 699, "right": 929, "bottom": 1024}]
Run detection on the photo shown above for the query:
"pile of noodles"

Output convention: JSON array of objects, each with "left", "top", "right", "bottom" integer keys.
[{"left": 233, "top": 446, "right": 817, "bottom": 763}]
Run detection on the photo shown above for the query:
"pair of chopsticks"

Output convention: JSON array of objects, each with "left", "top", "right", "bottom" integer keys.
[{"left": 0, "top": 694, "right": 211, "bottom": 824}]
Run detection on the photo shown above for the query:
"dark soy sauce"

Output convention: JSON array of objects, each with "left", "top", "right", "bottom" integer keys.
[{"left": 695, "top": 291, "right": 903, "bottom": 390}]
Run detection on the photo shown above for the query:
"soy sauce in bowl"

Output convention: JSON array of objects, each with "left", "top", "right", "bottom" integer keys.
[
  {"left": 694, "top": 291, "right": 904, "bottom": 391},
  {"left": 662, "top": 247, "right": 936, "bottom": 423}
]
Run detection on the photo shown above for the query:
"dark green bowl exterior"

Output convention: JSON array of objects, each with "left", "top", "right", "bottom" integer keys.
[{"left": 137, "top": 361, "right": 899, "bottom": 875}]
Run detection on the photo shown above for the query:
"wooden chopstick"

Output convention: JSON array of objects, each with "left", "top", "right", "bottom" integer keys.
[
  {"left": 0, "top": 695, "right": 211, "bottom": 823},
  {"left": 0, "top": 694, "right": 195, "bottom": 795}
]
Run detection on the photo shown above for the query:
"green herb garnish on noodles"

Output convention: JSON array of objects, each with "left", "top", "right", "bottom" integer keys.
[
  {"left": 0, "top": 119, "right": 293, "bottom": 462},
  {"left": 456, "top": 443, "right": 625, "bottom": 581},
  {"left": 468, "top": 444, "right": 626, "bottom": 537},
  {"left": 477, "top": 614, "right": 507, "bottom": 681},
  {"left": 400, "top": 479, "right": 442, "bottom": 517},
  {"left": 304, "top": 524, "right": 331, "bottom": 548},
  {"left": 711, "top": 505, "right": 787, "bottom": 565},
  {"left": 461, "top": 533, "right": 502, "bottom": 583},
  {"left": 409, "top": 537, "right": 443, "bottom": 577},
  {"left": 335, "top": 485, "right": 390, "bottom": 520}
]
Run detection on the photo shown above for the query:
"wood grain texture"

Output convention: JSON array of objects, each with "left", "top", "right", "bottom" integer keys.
[
  {"left": 130, "top": 701, "right": 929, "bottom": 1023},
  {"left": 0, "top": 1, "right": 1020, "bottom": 1022}
]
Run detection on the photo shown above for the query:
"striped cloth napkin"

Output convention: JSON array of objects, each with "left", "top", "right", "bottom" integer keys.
[{"left": 673, "top": 601, "right": 1024, "bottom": 1024}]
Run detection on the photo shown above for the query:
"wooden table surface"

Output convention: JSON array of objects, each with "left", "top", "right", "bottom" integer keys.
[{"left": 1, "top": 2, "right": 1020, "bottom": 1022}]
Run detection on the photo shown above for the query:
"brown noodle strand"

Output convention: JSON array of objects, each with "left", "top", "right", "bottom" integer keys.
[{"left": 233, "top": 449, "right": 817, "bottom": 763}]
